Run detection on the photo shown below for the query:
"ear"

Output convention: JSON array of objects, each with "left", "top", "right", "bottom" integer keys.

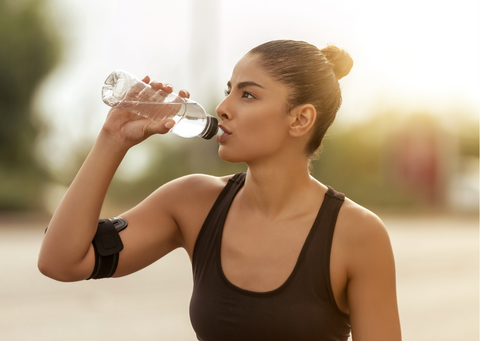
[{"left": 288, "top": 104, "right": 317, "bottom": 137}]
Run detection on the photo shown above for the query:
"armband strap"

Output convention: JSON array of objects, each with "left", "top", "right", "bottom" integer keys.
[{"left": 87, "top": 217, "right": 128, "bottom": 280}]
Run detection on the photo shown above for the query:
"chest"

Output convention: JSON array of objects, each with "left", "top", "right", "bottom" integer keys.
[
  {"left": 189, "top": 189, "right": 351, "bottom": 341},
  {"left": 220, "top": 206, "right": 318, "bottom": 293}
]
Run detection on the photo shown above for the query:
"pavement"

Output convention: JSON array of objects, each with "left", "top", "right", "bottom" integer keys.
[{"left": 0, "top": 213, "right": 478, "bottom": 341}]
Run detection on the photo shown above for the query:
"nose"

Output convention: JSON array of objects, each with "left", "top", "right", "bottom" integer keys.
[{"left": 215, "top": 96, "right": 232, "bottom": 122}]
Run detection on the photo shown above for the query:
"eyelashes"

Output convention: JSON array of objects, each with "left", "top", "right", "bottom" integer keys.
[
  {"left": 242, "top": 91, "right": 255, "bottom": 99},
  {"left": 224, "top": 89, "right": 255, "bottom": 99}
]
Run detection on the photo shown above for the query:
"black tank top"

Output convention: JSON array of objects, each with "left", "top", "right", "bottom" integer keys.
[{"left": 190, "top": 173, "right": 351, "bottom": 341}]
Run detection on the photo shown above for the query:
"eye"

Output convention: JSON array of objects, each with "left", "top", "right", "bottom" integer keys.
[
  {"left": 242, "top": 91, "right": 255, "bottom": 99},
  {"left": 224, "top": 89, "right": 231, "bottom": 97}
]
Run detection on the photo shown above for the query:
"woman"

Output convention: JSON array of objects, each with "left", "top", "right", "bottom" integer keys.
[{"left": 39, "top": 40, "right": 401, "bottom": 340}]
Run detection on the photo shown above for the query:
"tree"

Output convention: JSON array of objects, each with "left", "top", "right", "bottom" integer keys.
[{"left": 0, "top": 0, "right": 61, "bottom": 210}]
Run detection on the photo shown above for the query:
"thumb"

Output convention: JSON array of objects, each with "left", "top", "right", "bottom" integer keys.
[
  {"left": 163, "top": 120, "right": 175, "bottom": 132},
  {"left": 147, "top": 119, "right": 175, "bottom": 135}
]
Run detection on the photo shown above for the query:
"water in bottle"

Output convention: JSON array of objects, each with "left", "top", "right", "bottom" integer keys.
[{"left": 101, "top": 70, "right": 223, "bottom": 139}]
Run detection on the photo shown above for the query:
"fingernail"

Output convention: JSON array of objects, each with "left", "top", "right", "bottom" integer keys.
[{"left": 165, "top": 122, "right": 174, "bottom": 129}]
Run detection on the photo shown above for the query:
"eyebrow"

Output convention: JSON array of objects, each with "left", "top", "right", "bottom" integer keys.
[{"left": 227, "top": 81, "right": 265, "bottom": 90}]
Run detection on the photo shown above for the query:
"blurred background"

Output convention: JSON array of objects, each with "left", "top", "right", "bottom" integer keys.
[{"left": 0, "top": 0, "right": 478, "bottom": 340}]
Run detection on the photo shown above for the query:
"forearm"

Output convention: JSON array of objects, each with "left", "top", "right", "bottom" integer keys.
[
  {"left": 38, "top": 81, "right": 182, "bottom": 281},
  {"left": 38, "top": 131, "right": 129, "bottom": 281}
]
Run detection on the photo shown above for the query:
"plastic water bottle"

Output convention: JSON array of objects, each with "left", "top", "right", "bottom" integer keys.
[{"left": 101, "top": 70, "right": 223, "bottom": 139}]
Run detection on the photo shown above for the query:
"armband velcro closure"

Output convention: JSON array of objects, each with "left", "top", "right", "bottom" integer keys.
[
  {"left": 88, "top": 217, "right": 128, "bottom": 280},
  {"left": 93, "top": 219, "right": 124, "bottom": 256}
]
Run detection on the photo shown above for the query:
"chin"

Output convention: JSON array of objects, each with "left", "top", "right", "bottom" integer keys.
[
  {"left": 218, "top": 145, "right": 273, "bottom": 165},
  {"left": 218, "top": 145, "right": 249, "bottom": 164},
  {"left": 218, "top": 150, "right": 244, "bottom": 164}
]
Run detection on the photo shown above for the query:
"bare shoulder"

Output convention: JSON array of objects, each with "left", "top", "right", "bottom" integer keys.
[
  {"left": 150, "top": 173, "right": 234, "bottom": 213},
  {"left": 125, "top": 173, "right": 233, "bottom": 211},
  {"left": 139, "top": 172, "right": 239, "bottom": 221},
  {"left": 333, "top": 197, "right": 394, "bottom": 276},
  {"left": 333, "top": 198, "right": 401, "bottom": 339},
  {"left": 335, "top": 197, "right": 391, "bottom": 247},
  {"left": 163, "top": 173, "right": 232, "bottom": 196},
  {"left": 152, "top": 173, "right": 237, "bottom": 256},
  {"left": 119, "top": 173, "right": 239, "bottom": 260}
]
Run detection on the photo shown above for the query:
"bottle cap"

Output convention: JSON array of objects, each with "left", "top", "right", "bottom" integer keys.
[{"left": 199, "top": 115, "right": 219, "bottom": 140}]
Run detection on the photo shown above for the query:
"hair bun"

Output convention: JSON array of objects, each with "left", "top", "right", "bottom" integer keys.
[{"left": 320, "top": 45, "right": 353, "bottom": 80}]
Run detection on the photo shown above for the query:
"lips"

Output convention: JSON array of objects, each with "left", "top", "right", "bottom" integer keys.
[
  {"left": 218, "top": 124, "right": 231, "bottom": 134},
  {"left": 216, "top": 124, "right": 232, "bottom": 143}
]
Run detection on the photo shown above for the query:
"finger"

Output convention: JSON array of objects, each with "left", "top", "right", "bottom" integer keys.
[
  {"left": 141, "top": 75, "right": 150, "bottom": 84},
  {"left": 149, "top": 80, "right": 173, "bottom": 93},
  {"left": 150, "top": 80, "right": 164, "bottom": 90},
  {"left": 148, "top": 119, "right": 176, "bottom": 135},
  {"left": 179, "top": 89, "right": 190, "bottom": 99},
  {"left": 161, "top": 83, "right": 173, "bottom": 94}
]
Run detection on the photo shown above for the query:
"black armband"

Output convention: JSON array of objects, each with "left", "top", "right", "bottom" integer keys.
[{"left": 87, "top": 217, "right": 128, "bottom": 280}]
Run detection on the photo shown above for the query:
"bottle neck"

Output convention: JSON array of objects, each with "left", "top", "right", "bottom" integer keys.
[{"left": 198, "top": 115, "right": 219, "bottom": 140}]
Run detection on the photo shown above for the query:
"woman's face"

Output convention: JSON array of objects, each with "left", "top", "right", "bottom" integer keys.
[{"left": 216, "top": 54, "right": 294, "bottom": 164}]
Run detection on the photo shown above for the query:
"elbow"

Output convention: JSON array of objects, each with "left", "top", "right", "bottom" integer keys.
[
  {"left": 37, "top": 257, "right": 85, "bottom": 282},
  {"left": 37, "top": 258, "right": 66, "bottom": 282},
  {"left": 37, "top": 258, "right": 56, "bottom": 281},
  {"left": 38, "top": 241, "right": 94, "bottom": 282}
]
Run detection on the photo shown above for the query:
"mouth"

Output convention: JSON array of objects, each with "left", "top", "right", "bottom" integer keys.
[
  {"left": 218, "top": 124, "right": 231, "bottom": 134},
  {"left": 216, "top": 124, "right": 232, "bottom": 143}
]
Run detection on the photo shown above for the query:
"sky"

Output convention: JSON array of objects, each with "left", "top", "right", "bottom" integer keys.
[{"left": 35, "top": 0, "right": 479, "bottom": 176}]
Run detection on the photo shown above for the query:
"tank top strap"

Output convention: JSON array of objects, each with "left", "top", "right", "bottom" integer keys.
[
  {"left": 229, "top": 172, "right": 246, "bottom": 184},
  {"left": 192, "top": 173, "right": 246, "bottom": 272},
  {"left": 304, "top": 185, "right": 346, "bottom": 314}
]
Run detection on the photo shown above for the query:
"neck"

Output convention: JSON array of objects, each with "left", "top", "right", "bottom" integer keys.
[{"left": 239, "top": 155, "right": 315, "bottom": 220}]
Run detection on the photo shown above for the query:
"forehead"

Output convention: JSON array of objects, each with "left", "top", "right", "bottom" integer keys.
[{"left": 228, "top": 54, "right": 275, "bottom": 87}]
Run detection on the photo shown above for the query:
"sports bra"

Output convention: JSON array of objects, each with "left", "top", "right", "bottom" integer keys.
[{"left": 190, "top": 173, "right": 351, "bottom": 340}]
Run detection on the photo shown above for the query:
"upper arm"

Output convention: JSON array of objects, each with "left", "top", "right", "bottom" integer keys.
[
  {"left": 340, "top": 205, "right": 402, "bottom": 341},
  {"left": 111, "top": 174, "right": 227, "bottom": 278},
  {"left": 110, "top": 180, "right": 184, "bottom": 277},
  {"left": 46, "top": 184, "right": 184, "bottom": 281}
]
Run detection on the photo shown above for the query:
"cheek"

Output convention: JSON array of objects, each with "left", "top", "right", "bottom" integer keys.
[
  {"left": 242, "top": 105, "right": 288, "bottom": 145},
  {"left": 218, "top": 115, "right": 288, "bottom": 163},
  {"left": 242, "top": 103, "right": 287, "bottom": 134}
]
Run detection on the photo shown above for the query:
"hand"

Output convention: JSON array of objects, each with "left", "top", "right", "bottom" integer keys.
[{"left": 101, "top": 76, "right": 191, "bottom": 149}]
